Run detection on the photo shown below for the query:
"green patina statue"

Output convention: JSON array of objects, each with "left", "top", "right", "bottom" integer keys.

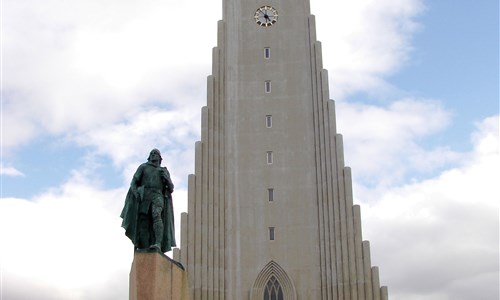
[{"left": 120, "top": 149, "right": 176, "bottom": 253}]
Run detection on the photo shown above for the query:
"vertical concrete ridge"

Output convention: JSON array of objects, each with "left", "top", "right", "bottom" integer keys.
[
  {"left": 371, "top": 267, "right": 381, "bottom": 300},
  {"left": 334, "top": 134, "right": 350, "bottom": 299},
  {"left": 327, "top": 100, "right": 343, "bottom": 300},
  {"left": 194, "top": 140, "right": 203, "bottom": 299},
  {"left": 201, "top": 106, "right": 209, "bottom": 300},
  {"left": 207, "top": 72, "right": 215, "bottom": 300},
  {"left": 217, "top": 19, "right": 226, "bottom": 300},
  {"left": 344, "top": 167, "right": 358, "bottom": 300},
  {"left": 326, "top": 99, "right": 340, "bottom": 300},
  {"left": 187, "top": 174, "right": 196, "bottom": 300},
  {"left": 353, "top": 205, "right": 366, "bottom": 300},
  {"left": 362, "top": 241, "right": 373, "bottom": 300},
  {"left": 211, "top": 49, "right": 220, "bottom": 300},
  {"left": 180, "top": 212, "right": 188, "bottom": 265},
  {"left": 381, "top": 286, "right": 388, "bottom": 300},
  {"left": 319, "top": 68, "right": 337, "bottom": 300},
  {"left": 327, "top": 100, "right": 337, "bottom": 135}
]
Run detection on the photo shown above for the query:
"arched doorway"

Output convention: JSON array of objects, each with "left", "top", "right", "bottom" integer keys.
[{"left": 250, "top": 261, "right": 296, "bottom": 300}]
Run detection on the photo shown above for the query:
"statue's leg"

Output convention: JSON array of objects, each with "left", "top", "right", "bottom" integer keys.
[
  {"left": 151, "top": 204, "right": 163, "bottom": 250},
  {"left": 137, "top": 213, "right": 150, "bottom": 250}
]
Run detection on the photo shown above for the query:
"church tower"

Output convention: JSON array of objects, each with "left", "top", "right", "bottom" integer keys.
[{"left": 176, "top": 1, "right": 388, "bottom": 299}]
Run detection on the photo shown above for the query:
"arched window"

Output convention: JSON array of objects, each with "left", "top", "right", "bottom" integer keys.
[{"left": 264, "top": 276, "right": 284, "bottom": 300}]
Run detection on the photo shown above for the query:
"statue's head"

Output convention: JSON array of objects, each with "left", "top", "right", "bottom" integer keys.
[{"left": 148, "top": 148, "right": 162, "bottom": 165}]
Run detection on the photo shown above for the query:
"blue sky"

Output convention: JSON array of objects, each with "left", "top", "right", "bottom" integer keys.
[
  {"left": 1, "top": 0, "right": 498, "bottom": 299},
  {"left": 392, "top": 0, "right": 498, "bottom": 150}
]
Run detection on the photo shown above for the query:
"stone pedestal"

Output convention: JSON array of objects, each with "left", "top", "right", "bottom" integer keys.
[{"left": 130, "top": 250, "right": 189, "bottom": 300}]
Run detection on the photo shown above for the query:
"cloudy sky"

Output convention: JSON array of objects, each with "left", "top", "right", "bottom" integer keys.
[{"left": 1, "top": 0, "right": 498, "bottom": 299}]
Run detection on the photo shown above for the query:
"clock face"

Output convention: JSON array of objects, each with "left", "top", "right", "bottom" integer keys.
[{"left": 254, "top": 6, "right": 278, "bottom": 27}]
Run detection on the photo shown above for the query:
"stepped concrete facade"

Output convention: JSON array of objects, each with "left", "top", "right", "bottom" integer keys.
[{"left": 174, "top": 0, "right": 388, "bottom": 299}]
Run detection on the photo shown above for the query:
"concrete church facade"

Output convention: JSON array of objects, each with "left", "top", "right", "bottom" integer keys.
[{"left": 174, "top": 0, "right": 388, "bottom": 299}]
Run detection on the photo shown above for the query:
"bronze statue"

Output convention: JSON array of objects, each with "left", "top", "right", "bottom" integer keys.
[{"left": 120, "top": 149, "right": 176, "bottom": 252}]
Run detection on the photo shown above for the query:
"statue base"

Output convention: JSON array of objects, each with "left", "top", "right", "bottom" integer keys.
[{"left": 129, "top": 249, "right": 189, "bottom": 300}]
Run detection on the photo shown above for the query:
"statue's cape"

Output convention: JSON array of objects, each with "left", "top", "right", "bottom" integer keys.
[
  {"left": 120, "top": 187, "right": 140, "bottom": 247},
  {"left": 162, "top": 191, "right": 176, "bottom": 252},
  {"left": 120, "top": 186, "right": 176, "bottom": 253}
]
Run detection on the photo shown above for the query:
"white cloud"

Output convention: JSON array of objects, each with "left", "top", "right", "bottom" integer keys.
[
  {"left": 360, "top": 116, "right": 499, "bottom": 300},
  {"left": 0, "top": 182, "right": 130, "bottom": 299},
  {"left": 337, "top": 98, "right": 460, "bottom": 187},
  {"left": 2, "top": 0, "right": 216, "bottom": 148},
  {"left": 0, "top": 165, "right": 25, "bottom": 177},
  {"left": 70, "top": 105, "right": 201, "bottom": 187},
  {"left": 313, "top": 0, "right": 425, "bottom": 99}
]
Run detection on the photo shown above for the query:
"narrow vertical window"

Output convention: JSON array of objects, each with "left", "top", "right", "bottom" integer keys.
[
  {"left": 266, "top": 115, "right": 272, "bottom": 128},
  {"left": 268, "top": 188, "right": 274, "bottom": 202},
  {"left": 269, "top": 227, "right": 275, "bottom": 240},
  {"left": 265, "top": 80, "right": 271, "bottom": 93},
  {"left": 264, "top": 47, "right": 271, "bottom": 59},
  {"left": 266, "top": 151, "right": 273, "bottom": 164}
]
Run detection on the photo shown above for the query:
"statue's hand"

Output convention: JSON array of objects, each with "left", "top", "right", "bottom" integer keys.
[{"left": 133, "top": 190, "right": 140, "bottom": 201}]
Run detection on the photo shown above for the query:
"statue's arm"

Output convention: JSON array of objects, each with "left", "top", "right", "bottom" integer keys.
[
  {"left": 161, "top": 167, "right": 174, "bottom": 193},
  {"left": 130, "top": 165, "right": 144, "bottom": 196}
]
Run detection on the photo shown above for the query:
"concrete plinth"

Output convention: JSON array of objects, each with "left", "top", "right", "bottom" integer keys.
[{"left": 130, "top": 250, "right": 189, "bottom": 300}]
